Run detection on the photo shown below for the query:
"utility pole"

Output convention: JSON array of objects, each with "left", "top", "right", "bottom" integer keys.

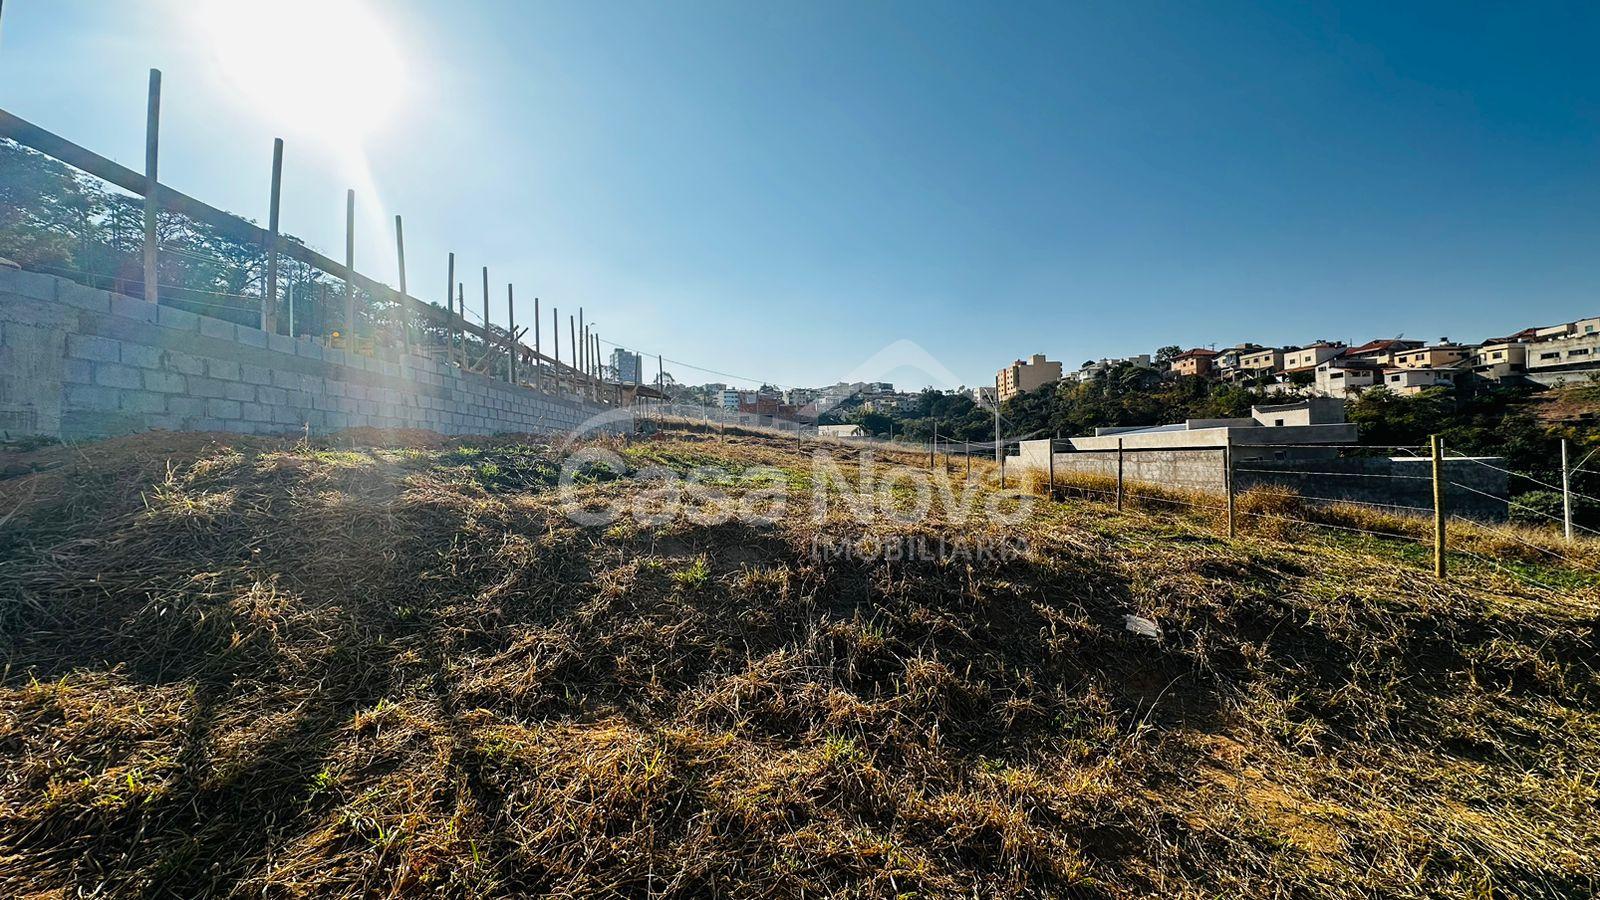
[
  {"left": 142, "top": 69, "right": 161, "bottom": 306},
  {"left": 1431, "top": 434, "right": 1447, "bottom": 579},
  {"left": 1562, "top": 438, "right": 1573, "bottom": 543},
  {"left": 264, "top": 138, "right": 283, "bottom": 333}
]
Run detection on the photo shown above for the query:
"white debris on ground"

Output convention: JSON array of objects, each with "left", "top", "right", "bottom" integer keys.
[{"left": 1123, "top": 614, "right": 1162, "bottom": 641}]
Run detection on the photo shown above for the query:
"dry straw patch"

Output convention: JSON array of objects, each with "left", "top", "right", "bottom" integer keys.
[{"left": 0, "top": 428, "right": 1595, "bottom": 898}]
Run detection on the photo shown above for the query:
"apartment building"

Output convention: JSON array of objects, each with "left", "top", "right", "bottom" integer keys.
[
  {"left": 1392, "top": 340, "right": 1473, "bottom": 370},
  {"left": 1167, "top": 348, "right": 1219, "bottom": 378},
  {"left": 996, "top": 354, "right": 1063, "bottom": 402},
  {"left": 718, "top": 389, "right": 744, "bottom": 410},
  {"left": 1282, "top": 341, "right": 1347, "bottom": 372},
  {"left": 609, "top": 348, "right": 643, "bottom": 384},
  {"left": 1528, "top": 332, "right": 1600, "bottom": 384}
]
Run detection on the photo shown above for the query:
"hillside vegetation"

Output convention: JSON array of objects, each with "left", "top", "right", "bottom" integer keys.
[{"left": 1, "top": 429, "right": 1597, "bottom": 898}]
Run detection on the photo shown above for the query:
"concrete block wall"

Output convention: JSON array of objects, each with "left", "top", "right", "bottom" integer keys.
[
  {"left": 0, "top": 269, "right": 615, "bottom": 442},
  {"left": 1015, "top": 439, "right": 1510, "bottom": 520}
]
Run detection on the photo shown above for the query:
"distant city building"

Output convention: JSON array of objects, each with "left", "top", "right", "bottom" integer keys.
[
  {"left": 609, "top": 348, "right": 643, "bottom": 384},
  {"left": 718, "top": 389, "right": 743, "bottom": 410},
  {"left": 996, "top": 354, "right": 1062, "bottom": 402}
]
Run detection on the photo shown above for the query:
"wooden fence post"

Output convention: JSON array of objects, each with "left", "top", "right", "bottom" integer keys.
[
  {"left": 263, "top": 138, "right": 283, "bottom": 333},
  {"left": 143, "top": 69, "right": 161, "bottom": 306},
  {"left": 1116, "top": 438, "right": 1124, "bottom": 511},
  {"left": 1224, "top": 435, "right": 1236, "bottom": 539},
  {"left": 343, "top": 189, "right": 355, "bottom": 342}
]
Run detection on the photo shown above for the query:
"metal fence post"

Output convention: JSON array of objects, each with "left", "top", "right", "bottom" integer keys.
[
  {"left": 1562, "top": 438, "right": 1573, "bottom": 543},
  {"left": 1431, "top": 434, "right": 1447, "bottom": 578}
]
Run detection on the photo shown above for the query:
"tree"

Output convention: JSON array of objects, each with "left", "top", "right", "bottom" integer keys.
[{"left": 1155, "top": 345, "right": 1182, "bottom": 363}]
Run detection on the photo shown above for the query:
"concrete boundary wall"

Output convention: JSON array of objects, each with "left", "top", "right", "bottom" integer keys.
[
  {"left": 0, "top": 269, "right": 614, "bottom": 441},
  {"left": 1016, "top": 439, "right": 1509, "bottom": 520}
]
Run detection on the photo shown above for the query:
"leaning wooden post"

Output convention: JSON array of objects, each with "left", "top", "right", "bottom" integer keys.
[
  {"left": 532, "top": 297, "right": 542, "bottom": 389},
  {"left": 1116, "top": 438, "right": 1125, "bottom": 511},
  {"left": 552, "top": 306, "right": 560, "bottom": 394},
  {"left": 506, "top": 283, "right": 516, "bottom": 385},
  {"left": 1431, "top": 434, "right": 1447, "bottom": 578},
  {"left": 263, "top": 138, "right": 284, "bottom": 333},
  {"left": 1224, "top": 433, "right": 1236, "bottom": 539},
  {"left": 480, "top": 267, "right": 490, "bottom": 367},
  {"left": 569, "top": 315, "right": 577, "bottom": 395},
  {"left": 343, "top": 189, "right": 355, "bottom": 343},
  {"left": 930, "top": 424, "right": 937, "bottom": 469},
  {"left": 1048, "top": 435, "right": 1055, "bottom": 499},
  {"left": 444, "top": 252, "right": 456, "bottom": 361},
  {"left": 394, "top": 215, "right": 410, "bottom": 353},
  {"left": 142, "top": 69, "right": 161, "bottom": 306},
  {"left": 578, "top": 307, "right": 586, "bottom": 379},
  {"left": 456, "top": 283, "right": 466, "bottom": 365}
]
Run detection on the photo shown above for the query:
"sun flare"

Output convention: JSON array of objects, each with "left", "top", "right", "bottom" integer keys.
[{"left": 188, "top": 0, "right": 407, "bottom": 146}]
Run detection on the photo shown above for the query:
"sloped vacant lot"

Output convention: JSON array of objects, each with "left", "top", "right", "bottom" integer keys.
[{"left": 1, "top": 430, "right": 1596, "bottom": 898}]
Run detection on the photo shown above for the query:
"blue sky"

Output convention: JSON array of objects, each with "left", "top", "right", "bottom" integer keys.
[{"left": 3, "top": 1, "right": 1598, "bottom": 389}]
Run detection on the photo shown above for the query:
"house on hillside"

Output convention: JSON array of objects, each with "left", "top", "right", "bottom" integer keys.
[
  {"left": 1282, "top": 341, "right": 1347, "bottom": 373},
  {"left": 1393, "top": 340, "right": 1474, "bottom": 370},
  {"left": 1167, "top": 348, "right": 1219, "bottom": 378},
  {"left": 1381, "top": 367, "right": 1459, "bottom": 395},
  {"left": 1344, "top": 338, "right": 1423, "bottom": 366},
  {"left": 1314, "top": 359, "right": 1386, "bottom": 397}
]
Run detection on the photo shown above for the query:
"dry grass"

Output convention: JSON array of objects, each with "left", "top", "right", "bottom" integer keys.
[{"left": 0, "top": 427, "right": 1596, "bottom": 898}]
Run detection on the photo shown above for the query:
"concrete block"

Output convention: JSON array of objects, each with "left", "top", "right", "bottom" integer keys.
[
  {"left": 239, "top": 402, "right": 269, "bottom": 421},
  {"left": 156, "top": 303, "right": 201, "bottom": 331},
  {"left": 207, "top": 358, "right": 241, "bottom": 381},
  {"left": 294, "top": 340, "right": 324, "bottom": 361},
  {"left": 207, "top": 398, "right": 242, "bottom": 419},
  {"left": 167, "top": 396, "right": 206, "bottom": 417},
  {"left": 57, "top": 281, "right": 112, "bottom": 314},
  {"left": 198, "top": 317, "right": 236, "bottom": 341},
  {"left": 325, "top": 348, "right": 349, "bottom": 368},
  {"left": 119, "top": 390, "right": 166, "bottom": 414},
  {"left": 236, "top": 327, "right": 269, "bottom": 349},
  {"left": 94, "top": 363, "right": 143, "bottom": 390},
  {"left": 223, "top": 381, "right": 255, "bottom": 402},
  {"left": 109, "top": 293, "right": 158, "bottom": 323},
  {"left": 188, "top": 377, "right": 228, "bottom": 399},
  {"left": 267, "top": 332, "right": 296, "bottom": 354},
  {"left": 66, "top": 333, "right": 121, "bottom": 363},
  {"left": 64, "top": 383, "right": 118, "bottom": 409},
  {"left": 192, "top": 418, "right": 228, "bottom": 433},
  {"left": 62, "top": 358, "right": 93, "bottom": 384},
  {"left": 241, "top": 364, "right": 272, "bottom": 385},
  {"left": 165, "top": 350, "right": 205, "bottom": 376},
  {"left": 120, "top": 343, "right": 163, "bottom": 369},
  {"left": 144, "top": 370, "right": 187, "bottom": 394},
  {"left": 257, "top": 386, "right": 287, "bottom": 406},
  {"left": 0, "top": 268, "right": 57, "bottom": 300}
]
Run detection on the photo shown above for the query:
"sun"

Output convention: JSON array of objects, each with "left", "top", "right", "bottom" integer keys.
[{"left": 188, "top": 0, "right": 408, "bottom": 146}]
